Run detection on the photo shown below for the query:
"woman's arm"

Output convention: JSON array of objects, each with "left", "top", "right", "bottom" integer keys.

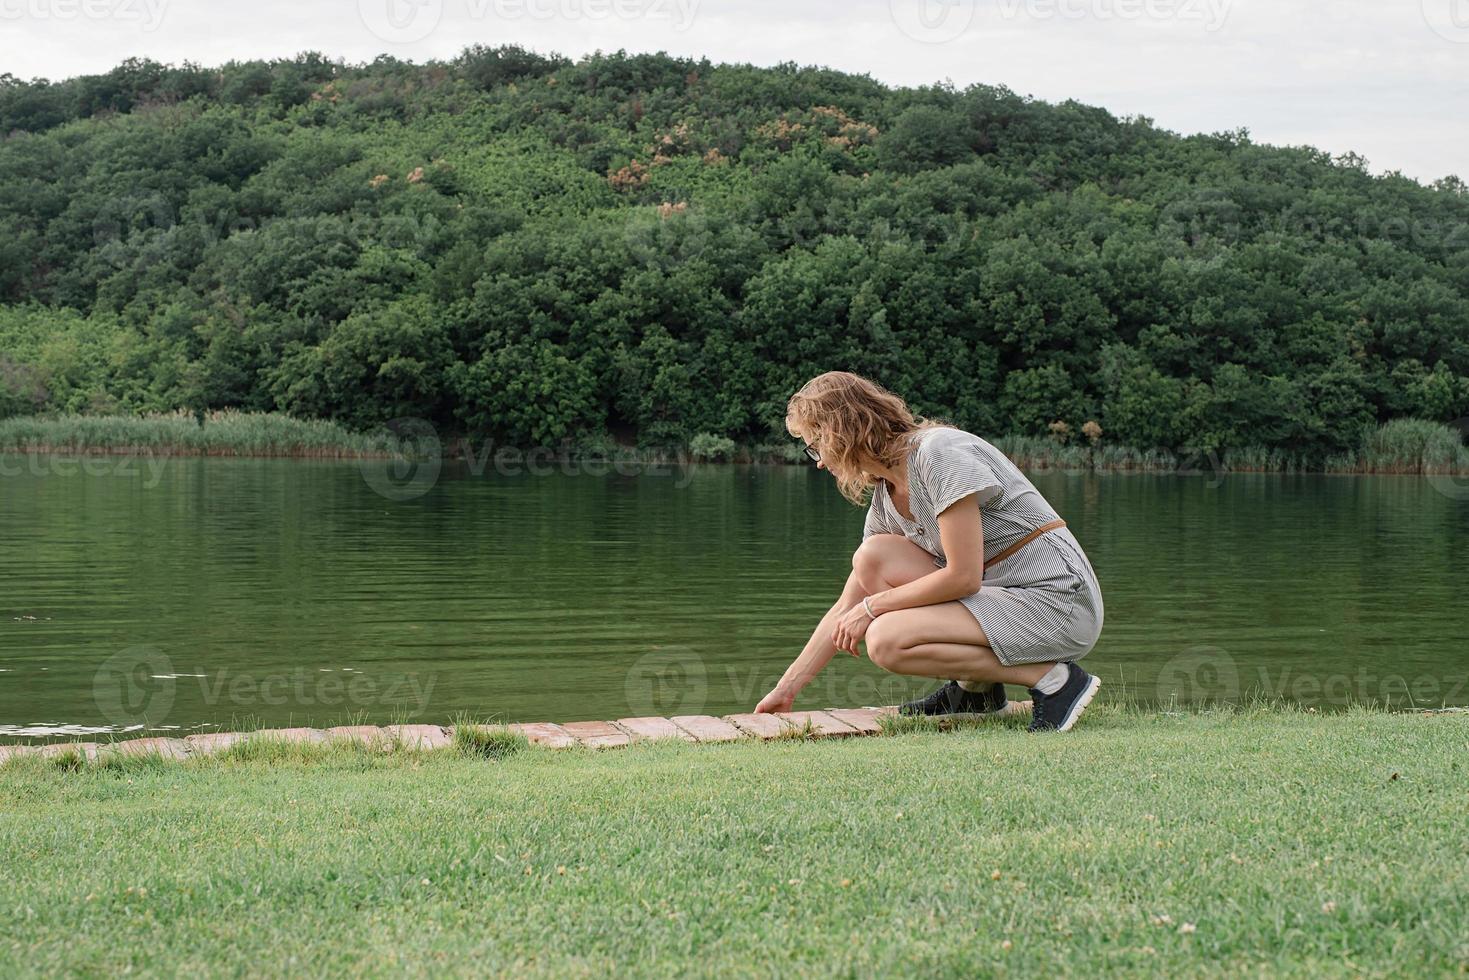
[
  {"left": 754, "top": 569, "right": 868, "bottom": 713},
  {"left": 869, "top": 494, "right": 984, "bottom": 615},
  {"left": 829, "top": 495, "right": 984, "bottom": 655}
]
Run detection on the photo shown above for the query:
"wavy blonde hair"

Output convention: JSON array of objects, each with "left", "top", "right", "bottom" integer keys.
[{"left": 785, "top": 371, "right": 941, "bottom": 505}]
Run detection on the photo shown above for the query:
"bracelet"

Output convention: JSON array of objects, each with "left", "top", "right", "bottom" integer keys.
[{"left": 862, "top": 596, "right": 878, "bottom": 619}]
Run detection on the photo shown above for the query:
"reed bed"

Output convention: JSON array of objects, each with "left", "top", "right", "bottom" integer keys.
[
  {"left": 0, "top": 411, "right": 400, "bottom": 457},
  {"left": 2, "top": 413, "right": 1466, "bottom": 475}
]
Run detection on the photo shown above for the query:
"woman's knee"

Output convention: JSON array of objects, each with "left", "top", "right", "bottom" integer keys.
[
  {"left": 851, "top": 534, "right": 920, "bottom": 594},
  {"left": 864, "top": 616, "right": 907, "bottom": 673}
]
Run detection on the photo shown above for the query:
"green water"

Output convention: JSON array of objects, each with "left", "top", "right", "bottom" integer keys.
[{"left": 2, "top": 452, "right": 1466, "bottom": 739}]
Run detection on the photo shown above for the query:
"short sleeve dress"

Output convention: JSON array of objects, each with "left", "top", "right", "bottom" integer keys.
[{"left": 863, "top": 426, "right": 1104, "bottom": 667}]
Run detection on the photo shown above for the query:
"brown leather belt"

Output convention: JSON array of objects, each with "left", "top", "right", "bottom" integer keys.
[{"left": 985, "top": 519, "right": 1067, "bottom": 569}]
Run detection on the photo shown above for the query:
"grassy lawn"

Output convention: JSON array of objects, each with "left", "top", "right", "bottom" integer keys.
[{"left": 2, "top": 705, "right": 1466, "bottom": 977}]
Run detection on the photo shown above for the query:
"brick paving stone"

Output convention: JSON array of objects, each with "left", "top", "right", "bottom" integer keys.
[
  {"left": 325, "top": 725, "right": 391, "bottom": 748},
  {"left": 0, "top": 744, "right": 36, "bottom": 765},
  {"left": 112, "top": 737, "right": 190, "bottom": 760},
  {"left": 506, "top": 722, "right": 577, "bottom": 749},
  {"left": 254, "top": 727, "right": 327, "bottom": 745},
  {"left": 775, "top": 710, "right": 860, "bottom": 738},
  {"left": 185, "top": 732, "right": 249, "bottom": 755},
  {"left": 723, "top": 713, "right": 796, "bottom": 739},
  {"left": 613, "top": 717, "right": 696, "bottom": 742},
  {"left": 385, "top": 725, "right": 452, "bottom": 750},
  {"left": 669, "top": 715, "right": 746, "bottom": 743},
  {"left": 560, "top": 720, "right": 631, "bottom": 749},
  {"left": 1003, "top": 699, "right": 1034, "bottom": 718},
  {"left": 822, "top": 708, "right": 887, "bottom": 735},
  {"left": 40, "top": 742, "right": 100, "bottom": 762}
]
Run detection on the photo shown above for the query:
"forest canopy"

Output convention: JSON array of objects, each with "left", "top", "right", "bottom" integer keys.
[{"left": 1, "top": 46, "right": 1467, "bottom": 459}]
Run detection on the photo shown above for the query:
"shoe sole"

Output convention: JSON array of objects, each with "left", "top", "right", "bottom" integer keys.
[
  {"left": 897, "top": 700, "right": 1033, "bottom": 720},
  {"left": 1055, "top": 675, "right": 1101, "bottom": 733}
]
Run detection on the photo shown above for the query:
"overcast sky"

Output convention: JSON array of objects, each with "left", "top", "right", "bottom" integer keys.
[{"left": 2, "top": 0, "right": 1465, "bottom": 183}]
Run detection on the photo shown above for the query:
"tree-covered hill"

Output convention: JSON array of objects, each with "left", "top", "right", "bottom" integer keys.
[{"left": 2, "top": 46, "right": 1466, "bottom": 458}]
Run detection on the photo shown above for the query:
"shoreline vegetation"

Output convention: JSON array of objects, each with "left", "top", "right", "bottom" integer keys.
[
  {"left": 1, "top": 411, "right": 1467, "bottom": 477},
  {"left": 1, "top": 703, "right": 1464, "bottom": 975}
]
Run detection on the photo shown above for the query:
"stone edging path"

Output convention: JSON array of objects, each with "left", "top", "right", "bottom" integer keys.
[{"left": 0, "top": 702, "right": 1037, "bottom": 764}]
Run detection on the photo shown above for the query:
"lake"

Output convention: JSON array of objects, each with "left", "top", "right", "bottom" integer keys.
[{"left": 2, "top": 451, "right": 1466, "bottom": 739}]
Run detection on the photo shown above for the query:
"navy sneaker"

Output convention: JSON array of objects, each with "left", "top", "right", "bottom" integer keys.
[
  {"left": 1027, "top": 664, "right": 1101, "bottom": 732},
  {"left": 900, "top": 680, "right": 1008, "bottom": 717}
]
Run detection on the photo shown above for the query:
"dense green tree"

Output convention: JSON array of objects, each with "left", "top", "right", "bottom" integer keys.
[{"left": 0, "top": 47, "right": 1465, "bottom": 462}]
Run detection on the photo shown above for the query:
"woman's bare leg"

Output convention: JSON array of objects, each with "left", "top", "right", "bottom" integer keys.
[
  {"left": 853, "top": 534, "right": 1056, "bottom": 689},
  {"left": 865, "top": 602, "right": 1054, "bottom": 688}
]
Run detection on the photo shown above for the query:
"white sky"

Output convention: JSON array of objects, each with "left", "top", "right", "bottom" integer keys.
[{"left": 1, "top": 0, "right": 1465, "bottom": 183}]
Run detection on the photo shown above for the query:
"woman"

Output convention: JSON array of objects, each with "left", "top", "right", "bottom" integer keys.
[{"left": 754, "top": 372, "right": 1105, "bottom": 732}]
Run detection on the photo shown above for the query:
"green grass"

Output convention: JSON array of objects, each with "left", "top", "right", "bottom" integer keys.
[
  {"left": 0, "top": 410, "right": 400, "bottom": 457},
  {"left": 2, "top": 704, "right": 1465, "bottom": 977},
  {"left": 3, "top": 414, "right": 1466, "bottom": 475}
]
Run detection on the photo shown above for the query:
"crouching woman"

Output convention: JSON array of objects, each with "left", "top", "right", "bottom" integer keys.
[{"left": 754, "top": 372, "right": 1105, "bottom": 732}]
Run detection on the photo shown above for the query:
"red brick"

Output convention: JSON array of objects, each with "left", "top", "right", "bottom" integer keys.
[
  {"left": 185, "top": 732, "right": 249, "bottom": 755},
  {"left": 0, "top": 744, "right": 37, "bottom": 765},
  {"left": 775, "top": 710, "right": 859, "bottom": 738},
  {"left": 507, "top": 722, "right": 577, "bottom": 749},
  {"left": 669, "top": 715, "right": 746, "bottom": 743},
  {"left": 613, "top": 717, "right": 696, "bottom": 742},
  {"left": 112, "top": 737, "right": 190, "bottom": 760},
  {"left": 723, "top": 713, "right": 796, "bottom": 740},
  {"left": 40, "top": 742, "right": 99, "bottom": 762},
  {"left": 823, "top": 708, "right": 887, "bottom": 735},
  {"left": 560, "top": 720, "right": 630, "bottom": 749},
  {"left": 1002, "top": 699, "right": 1034, "bottom": 719},
  {"left": 385, "top": 725, "right": 452, "bottom": 750},
  {"left": 254, "top": 727, "right": 327, "bottom": 745},
  {"left": 325, "top": 725, "right": 391, "bottom": 748}
]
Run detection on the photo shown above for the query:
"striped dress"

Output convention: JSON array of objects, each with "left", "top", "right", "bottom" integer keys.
[{"left": 863, "top": 426, "right": 1104, "bottom": 666}]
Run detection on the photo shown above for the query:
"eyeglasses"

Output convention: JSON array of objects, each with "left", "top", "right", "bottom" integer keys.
[{"left": 803, "top": 443, "right": 821, "bottom": 463}]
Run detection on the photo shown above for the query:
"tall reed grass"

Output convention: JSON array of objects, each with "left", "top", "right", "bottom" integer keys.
[
  {"left": 0, "top": 411, "right": 399, "bottom": 457},
  {"left": 2, "top": 413, "right": 1466, "bottom": 474}
]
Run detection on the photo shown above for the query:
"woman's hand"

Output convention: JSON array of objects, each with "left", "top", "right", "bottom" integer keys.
[
  {"left": 831, "top": 600, "right": 874, "bottom": 657},
  {"left": 754, "top": 687, "right": 795, "bottom": 714}
]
